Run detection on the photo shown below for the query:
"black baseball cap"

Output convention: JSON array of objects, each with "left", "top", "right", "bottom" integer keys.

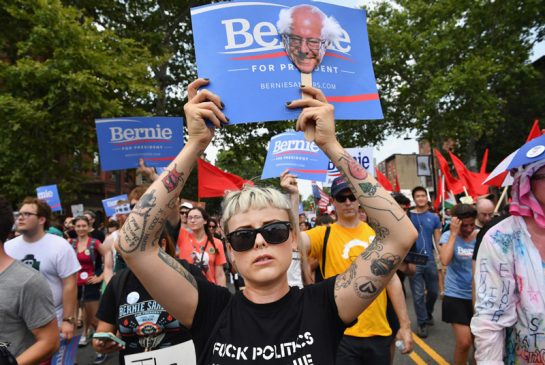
[{"left": 331, "top": 177, "right": 351, "bottom": 198}]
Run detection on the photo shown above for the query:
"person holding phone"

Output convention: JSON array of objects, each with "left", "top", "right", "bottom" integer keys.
[
  {"left": 93, "top": 230, "right": 202, "bottom": 364},
  {"left": 115, "top": 79, "right": 417, "bottom": 364}
]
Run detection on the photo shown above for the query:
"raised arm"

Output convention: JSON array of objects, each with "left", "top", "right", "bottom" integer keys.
[
  {"left": 116, "top": 78, "right": 227, "bottom": 328},
  {"left": 439, "top": 219, "right": 459, "bottom": 266},
  {"left": 288, "top": 86, "right": 417, "bottom": 324}
]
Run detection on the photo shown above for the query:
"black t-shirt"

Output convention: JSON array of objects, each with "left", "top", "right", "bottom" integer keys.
[
  {"left": 472, "top": 214, "right": 510, "bottom": 261},
  {"left": 191, "top": 276, "right": 346, "bottom": 364},
  {"left": 90, "top": 229, "right": 105, "bottom": 244},
  {"left": 97, "top": 270, "right": 192, "bottom": 365}
]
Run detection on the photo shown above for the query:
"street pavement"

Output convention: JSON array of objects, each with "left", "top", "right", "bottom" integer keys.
[
  {"left": 76, "top": 279, "right": 457, "bottom": 365},
  {"left": 394, "top": 279, "right": 455, "bottom": 365}
]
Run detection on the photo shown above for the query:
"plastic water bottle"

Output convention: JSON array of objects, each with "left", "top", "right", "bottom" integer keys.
[{"left": 395, "top": 340, "right": 406, "bottom": 353}]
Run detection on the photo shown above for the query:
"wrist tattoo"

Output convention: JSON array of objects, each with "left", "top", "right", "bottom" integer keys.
[{"left": 162, "top": 164, "right": 185, "bottom": 193}]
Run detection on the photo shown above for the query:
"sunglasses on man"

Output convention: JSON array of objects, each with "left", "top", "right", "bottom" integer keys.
[
  {"left": 335, "top": 194, "right": 357, "bottom": 203},
  {"left": 227, "top": 221, "right": 291, "bottom": 252}
]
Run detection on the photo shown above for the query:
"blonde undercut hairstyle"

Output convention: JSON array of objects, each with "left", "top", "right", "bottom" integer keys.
[{"left": 221, "top": 185, "right": 296, "bottom": 235}]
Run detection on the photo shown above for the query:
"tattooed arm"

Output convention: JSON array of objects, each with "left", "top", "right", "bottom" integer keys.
[
  {"left": 288, "top": 86, "right": 418, "bottom": 324},
  {"left": 116, "top": 78, "right": 227, "bottom": 328}
]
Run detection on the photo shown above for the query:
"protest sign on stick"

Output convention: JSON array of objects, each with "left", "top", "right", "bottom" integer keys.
[
  {"left": 102, "top": 194, "right": 129, "bottom": 218},
  {"left": 261, "top": 131, "right": 329, "bottom": 181},
  {"left": 191, "top": 1, "right": 382, "bottom": 125},
  {"left": 95, "top": 117, "right": 184, "bottom": 171},
  {"left": 36, "top": 185, "right": 62, "bottom": 212}
]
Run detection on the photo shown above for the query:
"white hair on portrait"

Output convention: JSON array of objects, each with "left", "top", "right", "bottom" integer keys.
[{"left": 276, "top": 4, "right": 343, "bottom": 43}]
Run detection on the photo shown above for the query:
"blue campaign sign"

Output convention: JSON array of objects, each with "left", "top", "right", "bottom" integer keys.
[
  {"left": 95, "top": 117, "right": 184, "bottom": 171},
  {"left": 36, "top": 185, "right": 62, "bottom": 212},
  {"left": 324, "top": 146, "right": 374, "bottom": 186},
  {"left": 261, "top": 131, "right": 328, "bottom": 181},
  {"left": 190, "top": 1, "right": 383, "bottom": 124},
  {"left": 102, "top": 194, "right": 129, "bottom": 218}
]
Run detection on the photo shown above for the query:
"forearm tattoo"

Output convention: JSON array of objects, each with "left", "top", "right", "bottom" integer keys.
[
  {"left": 119, "top": 190, "right": 157, "bottom": 253},
  {"left": 338, "top": 152, "right": 368, "bottom": 180},
  {"left": 158, "top": 249, "right": 197, "bottom": 289},
  {"left": 359, "top": 182, "right": 379, "bottom": 196},
  {"left": 162, "top": 164, "right": 185, "bottom": 193}
]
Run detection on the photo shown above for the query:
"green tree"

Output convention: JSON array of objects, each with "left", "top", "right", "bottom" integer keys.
[
  {"left": 368, "top": 0, "right": 545, "bottom": 165},
  {"left": 0, "top": 0, "right": 156, "bottom": 203},
  {"left": 67, "top": 0, "right": 210, "bottom": 116}
]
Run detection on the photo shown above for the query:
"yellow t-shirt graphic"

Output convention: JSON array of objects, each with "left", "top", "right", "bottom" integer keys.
[{"left": 307, "top": 222, "right": 391, "bottom": 337}]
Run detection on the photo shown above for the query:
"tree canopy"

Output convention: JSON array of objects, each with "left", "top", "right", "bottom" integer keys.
[
  {"left": 368, "top": 0, "right": 545, "bottom": 166},
  {"left": 0, "top": 0, "right": 156, "bottom": 203}
]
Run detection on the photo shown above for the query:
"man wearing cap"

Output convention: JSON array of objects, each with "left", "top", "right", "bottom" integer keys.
[
  {"left": 282, "top": 172, "right": 413, "bottom": 364},
  {"left": 179, "top": 202, "right": 193, "bottom": 231}
]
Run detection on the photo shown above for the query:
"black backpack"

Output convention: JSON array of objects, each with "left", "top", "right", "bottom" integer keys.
[{"left": 0, "top": 343, "right": 17, "bottom": 365}]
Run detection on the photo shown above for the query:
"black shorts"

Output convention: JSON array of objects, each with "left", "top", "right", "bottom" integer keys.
[
  {"left": 336, "top": 334, "right": 391, "bottom": 365},
  {"left": 442, "top": 295, "right": 473, "bottom": 325},
  {"left": 77, "top": 283, "right": 102, "bottom": 302},
  {"left": 386, "top": 297, "right": 400, "bottom": 336}
]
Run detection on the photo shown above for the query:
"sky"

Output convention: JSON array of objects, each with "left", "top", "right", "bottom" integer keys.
[{"left": 204, "top": 0, "right": 545, "bottom": 200}]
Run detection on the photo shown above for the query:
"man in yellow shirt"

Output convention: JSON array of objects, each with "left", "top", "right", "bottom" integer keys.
[{"left": 282, "top": 173, "right": 412, "bottom": 364}]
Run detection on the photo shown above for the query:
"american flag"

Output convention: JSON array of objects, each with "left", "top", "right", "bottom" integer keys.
[{"left": 311, "top": 181, "right": 331, "bottom": 211}]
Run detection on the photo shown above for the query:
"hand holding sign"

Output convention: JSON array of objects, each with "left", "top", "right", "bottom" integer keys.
[
  {"left": 288, "top": 85, "right": 337, "bottom": 149},
  {"left": 277, "top": 4, "right": 343, "bottom": 140},
  {"left": 280, "top": 169, "right": 300, "bottom": 195},
  {"left": 184, "top": 78, "right": 228, "bottom": 147}
]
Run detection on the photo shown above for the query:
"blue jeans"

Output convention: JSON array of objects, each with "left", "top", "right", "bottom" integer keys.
[{"left": 409, "top": 259, "right": 439, "bottom": 326}]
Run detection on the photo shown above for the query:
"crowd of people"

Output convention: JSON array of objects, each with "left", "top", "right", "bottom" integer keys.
[{"left": 1, "top": 79, "right": 544, "bottom": 365}]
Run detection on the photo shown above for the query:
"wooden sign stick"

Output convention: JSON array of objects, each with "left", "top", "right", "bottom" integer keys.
[{"left": 301, "top": 72, "right": 315, "bottom": 141}]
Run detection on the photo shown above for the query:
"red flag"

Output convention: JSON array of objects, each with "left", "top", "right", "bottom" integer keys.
[
  {"left": 448, "top": 151, "right": 489, "bottom": 197},
  {"left": 527, "top": 119, "right": 542, "bottom": 142},
  {"left": 394, "top": 175, "right": 401, "bottom": 192},
  {"left": 480, "top": 148, "right": 489, "bottom": 174},
  {"left": 434, "top": 149, "right": 463, "bottom": 194},
  {"left": 197, "top": 159, "right": 253, "bottom": 198},
  {"left": 434, "top": 174, "right": 443, "bottom": 211},
  {"left": 375, "top": 168, "right": 393, "bottom": 191}
]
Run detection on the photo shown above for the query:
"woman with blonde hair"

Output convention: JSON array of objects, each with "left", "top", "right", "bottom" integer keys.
[{"left": 114, "top": 79, "right": 417, "bottom": 363}]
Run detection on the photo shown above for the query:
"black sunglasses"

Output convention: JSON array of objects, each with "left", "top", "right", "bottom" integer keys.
[
  {"left": 227, "top": 221, "right": 291, "bottom": 252},
  {"left": 335, "top": 194, "right": 357, "bottom": 203}
]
